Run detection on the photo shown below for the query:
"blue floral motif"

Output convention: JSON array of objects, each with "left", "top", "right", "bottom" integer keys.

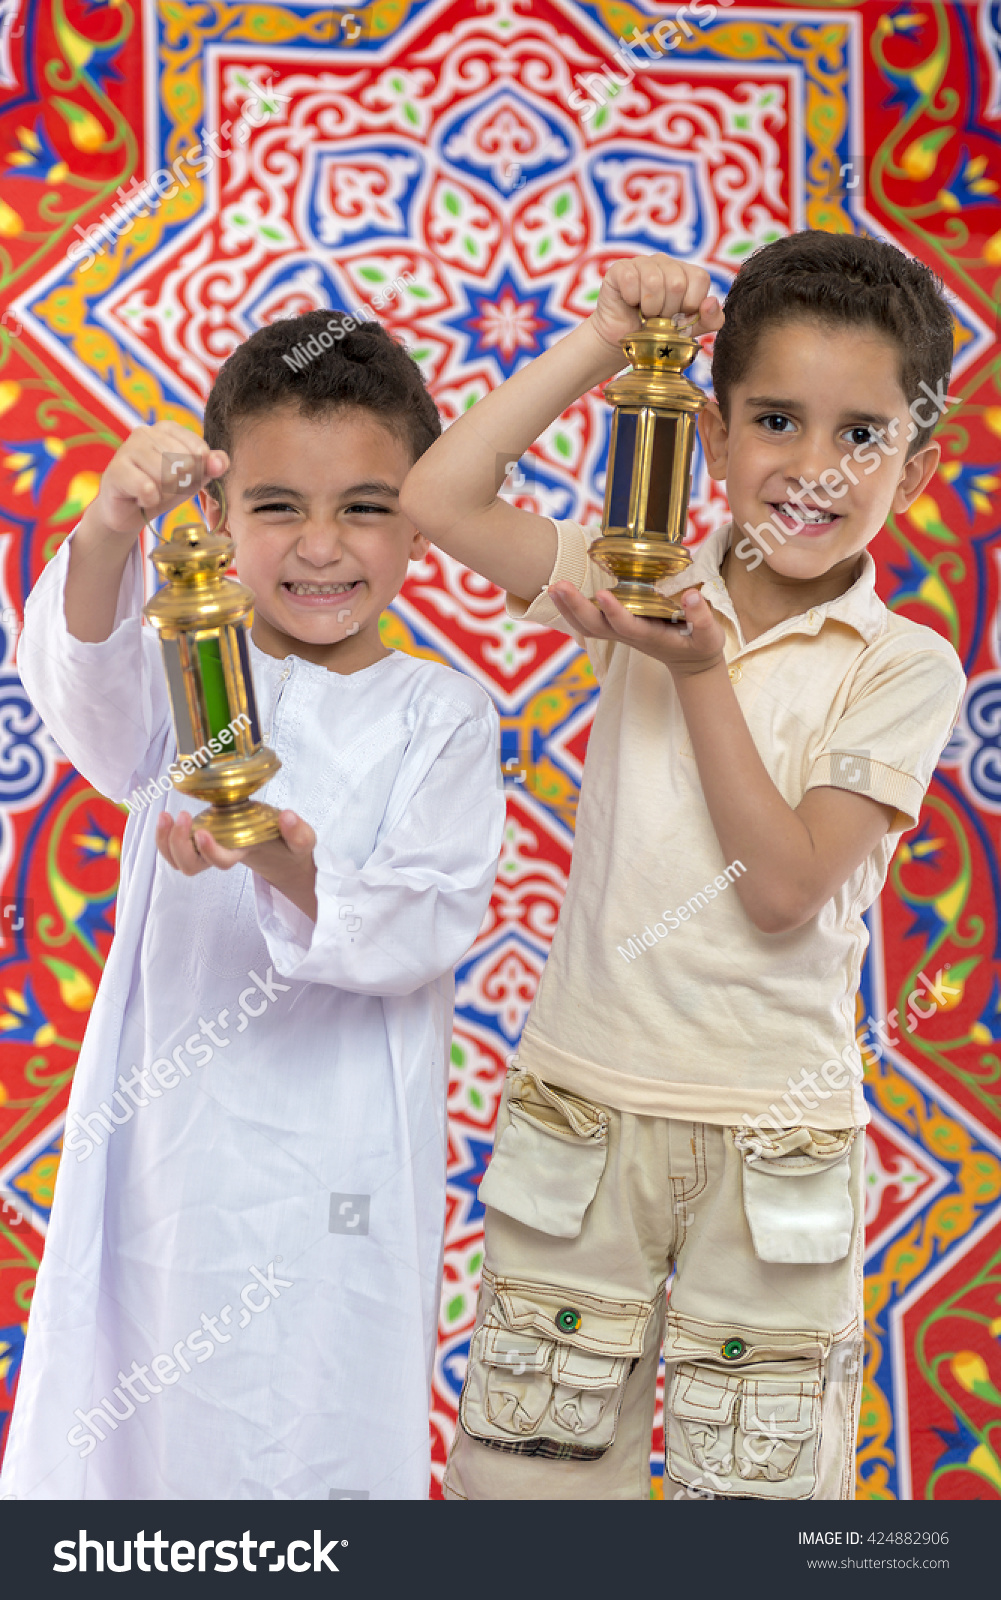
[
  {"left": 942, "top": 668, "right": 1001, "bottom": 813},
  {"left": 0, "top": 672, "right": 57, "bottom": 805}
]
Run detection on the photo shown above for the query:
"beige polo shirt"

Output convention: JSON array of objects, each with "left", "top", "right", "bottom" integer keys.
[{"left": 504, "top": 519, "right": 967, "bottom": 1129}]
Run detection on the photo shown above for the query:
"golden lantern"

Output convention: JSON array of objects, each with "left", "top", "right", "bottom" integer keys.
[
  {"left": 142, "top": 484, "right": 282, "bottom": 847},
  {"left": 589, "top": 313, "right": 707, "bottom": 619}
]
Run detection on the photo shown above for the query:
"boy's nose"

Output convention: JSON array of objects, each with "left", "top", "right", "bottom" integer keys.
[
  {"left": 295, "top": 522, "right": 345, "bottom": 564},
  {"left": 783, "top": 432, "right": 841, "bottom": 491}
]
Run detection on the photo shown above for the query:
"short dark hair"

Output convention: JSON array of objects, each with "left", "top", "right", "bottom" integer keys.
[
  {"left": 711, "top": 231, "right": 955, "bottom": 454},
  {"left": 203, "top": 309, "right": 441, "bottom": 486}
]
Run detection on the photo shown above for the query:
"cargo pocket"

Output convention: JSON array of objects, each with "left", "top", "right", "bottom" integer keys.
[
  {"left": 460, "top": 1272, "right": 655, "bottom": 1459},
  {"left": 733, "top": 1126, "right": 856, "bottom": 1264},
  {"left": 664, "top": 1312, "right": 826, "bottom": 1500},
  {"left": 477, "top": 1072, "right": 609, "bottom": 1238}
]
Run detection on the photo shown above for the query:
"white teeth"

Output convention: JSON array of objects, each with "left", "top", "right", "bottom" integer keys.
[
  {"left": 285, "top": 581, "right": 357, "bottom": 595},
  {"left": 777, "top": 504, "right": 836, "bottom": 524}
]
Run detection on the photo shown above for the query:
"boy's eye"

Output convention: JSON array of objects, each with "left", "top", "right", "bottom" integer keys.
[
  {"left": 846, "top": 425, "right": 876, "bottom": 447},
  {"left": 757, "top": 413, "right": 794, "bottom": 433},
  {"left": 344, "top": 502, "right": 391, "bottom": 515},
  {"left": 254, "top": 501, "right": 299, "bottom": 515}
]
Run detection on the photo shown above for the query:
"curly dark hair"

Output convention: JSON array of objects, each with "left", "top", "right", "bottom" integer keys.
[
  {"left": 711, "top": 231, "right": 956, "bottom": 454},
  {"left": 202, "top": 308, "right": 441, "bottom": 488}
]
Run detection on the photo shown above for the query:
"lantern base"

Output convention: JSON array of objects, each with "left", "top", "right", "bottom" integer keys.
[
  {"left": 605, "top": 581, "right": 689, "bottom": 620},
  {"left": 590, "top": 535, "right": 695, "bottom": 620},
  {"left": 189, "top": 798, "right": 284, "bottom": 850},
  {"left": 169, "top": 747, "right": 283, "bottom": 847}
]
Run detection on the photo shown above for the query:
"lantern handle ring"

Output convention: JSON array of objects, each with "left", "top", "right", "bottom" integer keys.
[
  {"left": 138, "top": 474, "right": 228, "bottom": 545},
  {"left": 204, "top": 476, "right": 228, "bottom": 538}
]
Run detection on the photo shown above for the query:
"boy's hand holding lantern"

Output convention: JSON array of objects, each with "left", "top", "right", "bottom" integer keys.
[
  {"left": 588, "top": 258, "right": 723, "bottom": 622},
  {"left": 141, "top": 472, "right": 284, "bottom": 849}
]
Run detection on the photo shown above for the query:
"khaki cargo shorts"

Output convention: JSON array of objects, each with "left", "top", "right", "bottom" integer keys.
[{"left": 444, "top": 1068, "right": 865, "bottom": 1501}]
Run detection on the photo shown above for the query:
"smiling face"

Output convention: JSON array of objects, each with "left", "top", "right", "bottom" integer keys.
[
  {"left": 700, "top": 317, "right": 941, "bottom": 605},
  {"left": 215, "top": 404, "right": 428, "bottom": 673}
]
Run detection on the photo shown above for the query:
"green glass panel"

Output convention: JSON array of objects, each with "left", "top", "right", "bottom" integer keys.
[{"left": 195, "top": 636, "right": 232, "bottom": 742}]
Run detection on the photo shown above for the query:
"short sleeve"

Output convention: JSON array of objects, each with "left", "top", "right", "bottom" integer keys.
[
  {"left": 503, "top": 518, "right": 618, "bottom": 684},
  {"left": 804, "top": 643, "right": 966, "bottom": 833}
]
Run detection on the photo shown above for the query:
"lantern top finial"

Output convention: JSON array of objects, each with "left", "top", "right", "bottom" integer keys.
[{"left": 145, "top": 480, "right": 234, "bottom": 584}]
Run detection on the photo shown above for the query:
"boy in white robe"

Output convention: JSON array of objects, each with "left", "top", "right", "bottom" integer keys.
[{"left": 1, "top": 310, "right": 506, "bottom": 1500}]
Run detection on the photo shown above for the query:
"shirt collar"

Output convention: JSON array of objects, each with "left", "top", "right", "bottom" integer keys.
[{"left": 655, "top": 520, "right": 886, "bottom": 647}]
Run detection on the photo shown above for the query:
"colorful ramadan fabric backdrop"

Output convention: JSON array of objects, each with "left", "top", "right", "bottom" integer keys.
[{"left": 1, "top": 0, "right": 1001, "bottom": 1499}]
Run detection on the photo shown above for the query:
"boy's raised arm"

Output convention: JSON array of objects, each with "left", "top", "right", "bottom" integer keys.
[
  {"left": 64, "top": 424, "right": 228, "bottom": 642},
  {"left": 400, "top": 256, "right": 722, "bottom": 606},
  {"left": 16, "top": 425, "right": 230, "bottom": 802}
]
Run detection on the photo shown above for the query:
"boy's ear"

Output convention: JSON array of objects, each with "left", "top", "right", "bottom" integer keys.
[
  {"left": 892, "top": 440, "right": 941, "bottom": 514},
  {"left": 698, "top": 401, "right": 729, "bottom": 481},
  {"left": 198, "top": 486, "right": 227, "bottom": 534},
  {"left": 409, "top": 530, "right": 430, "bottom": 561}
]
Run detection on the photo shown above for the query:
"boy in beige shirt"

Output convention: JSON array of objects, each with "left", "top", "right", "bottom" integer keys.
[{"left": 401, "top": 232, "right": 966, "bottom": 1500}]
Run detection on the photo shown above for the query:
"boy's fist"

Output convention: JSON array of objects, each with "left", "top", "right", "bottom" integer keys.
[
  {"left": 86, "top": 423, "right": 229, "bottom": 541},
  {"left": 591, "top": 254, "right": 724, "bottom": 353}
]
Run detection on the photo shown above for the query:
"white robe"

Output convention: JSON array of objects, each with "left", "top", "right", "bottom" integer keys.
[{"left": 2, "top": 532, "right": 505, "bottom": 1499}]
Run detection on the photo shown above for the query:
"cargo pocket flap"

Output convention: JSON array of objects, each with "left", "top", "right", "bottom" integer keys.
[
  {"left": 663, "top": 1309, "right": 831, "bottom": 1367},
  {"left": 478, "top": 1077, "right": 609, "bottom": 1240},
  {"left": 552, "top": 1345, "right": 630, "bottom": 1390},
  {"left": 741, "top": 1378, "right": 820, "bottom": 1439},
  {"left": 738, "top": 1133, "right": 855, "bottom": 1265},
  {"left": 496, "top": 1278, "right": 653, "bottom": 1357},
  {"left": 480, "top": 1325, "right": 555, "bottom": 1374},
  {"left": 461, "top": 1278, "right": 654, "bottom": 1462},
  {"left": 670, "top": 1362, "right": 742, "bottom": 1425}
]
